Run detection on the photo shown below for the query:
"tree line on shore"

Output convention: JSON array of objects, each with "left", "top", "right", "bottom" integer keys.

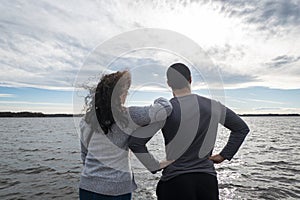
[{"left": 0, "top": 112, "right": 83, "bottom": 117}]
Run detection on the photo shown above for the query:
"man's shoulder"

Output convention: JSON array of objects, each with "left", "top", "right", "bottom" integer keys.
[
  {"left": 169, "top": 94, "right": 223, "bottom": 107},
  {"left": 192, "top": 94, "right": 226, "bottom": 112},
  {"left": 169, "top": 94, "right": 210, "bottom": 102},
  {"left": 193, "top": 93, "right": 213, "bottom": 102},
  {"left": 194, "top": 94, "right": 223, "bottom": 104}
]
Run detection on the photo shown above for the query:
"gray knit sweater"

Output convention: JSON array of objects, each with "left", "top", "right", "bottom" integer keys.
[{"left": 79, "top": 98, "right": 172, "bottom": 196}]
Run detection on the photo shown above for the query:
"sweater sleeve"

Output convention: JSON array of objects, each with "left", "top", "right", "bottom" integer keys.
[
  {"left": 219, "top": 107, "right": 250, "bottom": 160},
  {"left": 79, "top": 118, "right": 93, "bottom": 165},
  {"left": 128, "top": 97, "right": 172, "bottom": 128}
]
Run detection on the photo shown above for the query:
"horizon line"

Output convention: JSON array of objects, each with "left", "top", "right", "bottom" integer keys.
[{"left": 0, "top": 111, "right": 299, "bottom": 117}]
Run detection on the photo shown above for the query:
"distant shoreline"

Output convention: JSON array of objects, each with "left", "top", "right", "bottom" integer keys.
[
  {"left": 239, "top": 114, "right": 300, "bottom": 117},
  {"left": 0, "top": 111, "right": 299, "bottom": 118},
  {"left": 0, "top": 112, "right": 83, "bottom": 118}
]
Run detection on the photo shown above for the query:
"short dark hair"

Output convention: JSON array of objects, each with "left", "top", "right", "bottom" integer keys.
[{"left": 167, "top": 63, "right": 191, "bottom": 89}]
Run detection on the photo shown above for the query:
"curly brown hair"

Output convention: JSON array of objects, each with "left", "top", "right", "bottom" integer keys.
[{"left": 85, "top": 70, "right": 131, "bottom": 134}]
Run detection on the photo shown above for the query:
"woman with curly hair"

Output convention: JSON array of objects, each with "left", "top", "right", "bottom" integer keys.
[{"left": 79, "top": 70, "right": 172, "bottom": 200}]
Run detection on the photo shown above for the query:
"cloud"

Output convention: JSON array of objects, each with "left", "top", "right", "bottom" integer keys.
[
  {"left": 219, "top": 69, "right": 258, "bottom": 85},
  {"left": 226, "top": 96, "right": 285, "bottom": 105},
  {"left": 0, "top": 100, "right": 70, "bottom": 106},
  {"left": 0, "top": 94, "right": 15, "bottom": 98},
  {"left": 0, "top": 0, "right": 140, "bottom": 91},
  {"left": 266, "top": 55, "right": 300, "bottom": 68},
  {"left": 1, "top": 0, "right": 299, "bottom": 114},
  {"left": 1, "top": 0, "right": 300, "bottom": 92},
  {"left": 254, "top": 107, "right": 282, "bottom": 110},
  {"left": 0, "top": 6, "right": 87, "bottom": 90},
  {"left": 213, "top": 0, "right": 300, "bottom": 33},
  {"left": 247, "top": 98, "right": 285, "bottom": 105},
  {"left": 249, "top": 54, "right": 300, "bottom": 89},
  {"left": 207, "top": 44, "right": 246, "bottom": 61},
  {"left": 252, "top": 107, "right": 300, "bottom": 114}
]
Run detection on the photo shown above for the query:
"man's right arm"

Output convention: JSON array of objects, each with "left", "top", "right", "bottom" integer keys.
[{"left": 128, "top": 121, "right": 166, "bottom": 173}]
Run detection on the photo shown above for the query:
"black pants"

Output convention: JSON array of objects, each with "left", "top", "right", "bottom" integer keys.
[
  {"left": 79, "top": 188, "right": 132, "bottom": 200},
  {"left": 156, "top": 172, "right": 219, "bottom": 200}
]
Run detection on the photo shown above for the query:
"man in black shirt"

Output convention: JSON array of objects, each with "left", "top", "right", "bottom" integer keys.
[{"left": 129, "top": 63, "right": 250, "bottom": 200}]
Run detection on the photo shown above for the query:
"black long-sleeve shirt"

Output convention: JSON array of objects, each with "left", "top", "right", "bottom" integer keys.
[{"left": 129, "top": 94, "right": 250, "bottom": 181}]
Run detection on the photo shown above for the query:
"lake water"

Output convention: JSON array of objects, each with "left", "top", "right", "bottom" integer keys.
[{"left": 0, "top": 117, "right": 300, "bottom": 199}]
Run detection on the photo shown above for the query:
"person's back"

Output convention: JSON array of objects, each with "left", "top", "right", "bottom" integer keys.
[
  {"left": 80, "top": 121, "right": 136, "bottom": 196},
  {"left": 161, "top": 94, "right": 221, "bottom": 181},
  {"left": 128, "top": 63, "right": 250, "bottom": 200},
  {"left": 79, "top": 71, "right": 173, "bottom": 200}
]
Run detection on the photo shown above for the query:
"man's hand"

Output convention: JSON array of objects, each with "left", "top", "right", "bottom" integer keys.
[
  {"left": 159, "top": 160, "right": 175, "bottom": 169},
  {"left": 209, "top": 154, "right": 225, "bottom": 164}
]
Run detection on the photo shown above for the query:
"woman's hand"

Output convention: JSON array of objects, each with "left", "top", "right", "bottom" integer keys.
[
  {"left": 159, "top": 160, "right": 175, "bottom": 169},
  {"left": 209, "top": 154, "right": 225, "bottom": 164}
]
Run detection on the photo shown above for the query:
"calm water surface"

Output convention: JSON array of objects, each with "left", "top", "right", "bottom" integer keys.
[{"left": 0, "top": 117, "right": 300, "bottom": 199}]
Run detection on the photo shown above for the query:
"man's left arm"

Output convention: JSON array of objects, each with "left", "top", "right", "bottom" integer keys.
[{"left": 210, "top": 107, "right": 250, "bottom": 163}]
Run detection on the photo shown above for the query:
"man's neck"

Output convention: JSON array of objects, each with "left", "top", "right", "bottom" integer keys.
[{"left": 172, "top": 87, "right": 192, "bottom": 97}]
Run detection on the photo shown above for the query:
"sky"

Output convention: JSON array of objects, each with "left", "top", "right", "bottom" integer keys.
[{"left": 0, "top": 0, "right": 300, "bottom": 114}]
